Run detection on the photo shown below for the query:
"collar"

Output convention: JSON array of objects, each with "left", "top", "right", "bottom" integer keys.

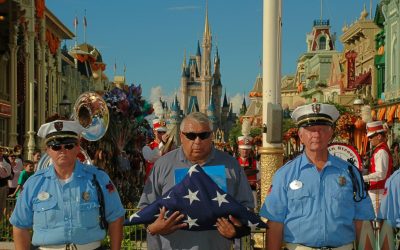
[
  {"left": 178, "top": 146, "right": 216, "bottom": 165},
  {"left": 43, "top": 160, "right": 86, "bottom": 179},
  {"left": 299, "top": 151, "right": 341, "bottom": 170}
]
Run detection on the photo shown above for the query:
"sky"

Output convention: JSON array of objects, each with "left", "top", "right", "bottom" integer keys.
[{"left": 46, "top": 0, "right": 379, "bottom": 113}]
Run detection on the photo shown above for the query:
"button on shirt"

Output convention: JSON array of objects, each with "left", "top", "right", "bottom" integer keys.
[
  {"left": 260, "top": 153, "right": 375, "bottom": 247},
  {"left": 378, "top": 170, "right": 400, "bottom": 228},
  {"left": 10, "top": 161, "right": 125, "bottom": 246}
]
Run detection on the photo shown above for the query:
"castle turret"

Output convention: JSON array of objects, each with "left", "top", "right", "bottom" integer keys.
[
  {"left": 240, "top": 95, "right": 247, "bottom": 116},
  {"left": 212, "top": 47, "right": 222, "bottom": 121},
  {"left": 207, "top": 93, "right": 218, "bottom": 131}
]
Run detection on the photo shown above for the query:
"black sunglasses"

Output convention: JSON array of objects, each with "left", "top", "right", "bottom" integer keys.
[
  {"left": 157, "top": 131, "right": 166, "bottom": 134},
  {"left": 49, "top": 143, "right": 76, "bottom": 151},
  {"left": 182, "top": 131, "right": 212, "bottom": 140}
]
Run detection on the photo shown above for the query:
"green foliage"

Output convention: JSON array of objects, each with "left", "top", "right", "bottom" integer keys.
[
  {"left": 282, "top": 118, "right": 296, "bottom": 134},
  {"left": 228, "top": 121, "right": 242, "bottom": 146}
]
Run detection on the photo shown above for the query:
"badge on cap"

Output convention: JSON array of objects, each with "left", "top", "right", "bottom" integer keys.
[
  {"left": 82, "top": 191, "right": 90, "bottom": 201},
  {"left": 289, "top": 180, "right": 303, "bottom": 190},
  {"left": 38, "top": 191, "right": 50, "bottom": 201},
  {"left": 338, "top": 176, "right": 346, "bottom": 186},
  {"left": 54, "top": 121, "right": 63, "bottom": 131}
]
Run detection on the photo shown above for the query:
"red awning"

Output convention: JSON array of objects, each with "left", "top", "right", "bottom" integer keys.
[{"left": 354, "top": 71, "right": 371, "bottom": 87}]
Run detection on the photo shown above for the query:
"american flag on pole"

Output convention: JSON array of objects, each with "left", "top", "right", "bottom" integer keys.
[
  {"left": 126, "top": 164, "right": 266, "bottom": 231},
  {"left": 73, "top": 16, "right": 78, "bottom": 28}
]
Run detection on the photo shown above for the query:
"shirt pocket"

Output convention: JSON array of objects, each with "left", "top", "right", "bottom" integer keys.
[
  {"left": 78, "top": 201, "right": 100, "bottom": 228},
  {"left": 287, "top": 188, "right": 314, "bottom": 218},
  {"left": 331, "top": 185, "right": 355, "bottom": 220},
  {"left": 32, "top": 198, "right": 58, "bottom": 229}
]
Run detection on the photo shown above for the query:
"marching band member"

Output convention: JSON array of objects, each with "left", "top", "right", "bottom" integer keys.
[
  {"left": 142, "top": 118, "right": 173, "bottom": 182},
  {"left": 237, "top": 119, "right": 259, "bottom": 208},
  {"left": 363, "top": 120, "right": 393, "bottom": 215}
]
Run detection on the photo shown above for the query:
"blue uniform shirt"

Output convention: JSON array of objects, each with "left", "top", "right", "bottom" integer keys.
[
  {"left": 378, "top": 169, "right": 400, "bottom": 228},
  {"left": 10, "top": 161, "right": 125, "bottom": 246},
  {"left": 260, "top": 153, "right": 374, "bottom": 247}
]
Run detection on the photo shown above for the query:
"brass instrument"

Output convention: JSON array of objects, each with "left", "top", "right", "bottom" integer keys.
[
  {"left": 0, "top": 146, "right": 15, "bottom": 155},
  {"left": 73, "top": 92, "right": 109, "bottom": 141},
  {"left": 37, "top": 92, "right": 109, "bottom": 170},
  {"left": 161, "top": 125, "right": 177, "bottom": 154}
]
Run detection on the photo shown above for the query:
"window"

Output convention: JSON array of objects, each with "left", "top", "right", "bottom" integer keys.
[{"left": 319, "top": 36, "right": 326, "bottom": 50}]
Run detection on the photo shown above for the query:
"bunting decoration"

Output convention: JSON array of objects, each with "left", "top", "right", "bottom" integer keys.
[{"left": 126, "top": 164, "right": 267, "bottom": 231}]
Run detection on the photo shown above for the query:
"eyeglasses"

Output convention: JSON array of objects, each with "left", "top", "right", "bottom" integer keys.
[
  {"left": 182, "top": 131, "right": 212, "bottom": 140},
  {"left": 48, "top": 143, "right": 76, "bottom": 151},
  {"left": 157, "top": 131, "right": 166, "bottom": 134}
]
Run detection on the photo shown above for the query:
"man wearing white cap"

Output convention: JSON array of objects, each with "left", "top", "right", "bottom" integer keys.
[
  {"left": 10, "top": 119, "right": 125, "bottom": 250},
  {"left": 260, "top": 103, "right": 374, "bottom": 250},
  {"left": 142, "top": 118, "right": 173, "bottom": 182},
  {"left": 364, "top": 120, "right": 393, "bottom": 214}
]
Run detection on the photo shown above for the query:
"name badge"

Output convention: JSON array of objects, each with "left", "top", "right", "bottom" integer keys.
[
  {"left": 289, "top": 180, "right": 303, "bottom": 190},
  {"left": 38, "top": 191, "right": 50, "bottom": 201}
]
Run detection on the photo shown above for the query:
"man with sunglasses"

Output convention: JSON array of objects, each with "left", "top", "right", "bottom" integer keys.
[
  {"left": 363, "top": 120, "right": 393, "bottom": 215},
  {"left": 139, "top": 112, "right": 254, "bottom": 250},
  {"left": 142, "top": 118, "right": 173, "bottom": 182},
  {"left": 10, "top": 119, "right": 125, "bottom": 250}
]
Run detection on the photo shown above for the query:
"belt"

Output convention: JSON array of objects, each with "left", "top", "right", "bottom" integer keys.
[
  {"left": 39, "top": 241, "right": 101, "bottom": 250},
  {"left": 285, "top": 243, "right": 353, "bottom": 250}
]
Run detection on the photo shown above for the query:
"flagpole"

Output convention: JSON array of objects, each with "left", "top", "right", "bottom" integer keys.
[{"left": 83, "top": 9, "right": 87, "bottom": 43}]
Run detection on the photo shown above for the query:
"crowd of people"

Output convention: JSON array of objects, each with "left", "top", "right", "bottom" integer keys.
[{"left": 2, "top": 103, "right": 400, "bottom": 249}]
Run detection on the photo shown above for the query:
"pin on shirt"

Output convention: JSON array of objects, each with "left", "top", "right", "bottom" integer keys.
[
  {"left": 82, "top": 191, "right": 90, "bottom": 201},
  {"left": 289, "top": 180, "right": 303, "bottom": 190},
  {"left": 338, "top": 176, "right": 346, "bottom": 186},
  {"left": 37, "top": 191, "right": 50, "bottom": 201}
]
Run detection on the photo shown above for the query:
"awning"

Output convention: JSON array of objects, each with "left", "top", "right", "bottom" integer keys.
[{"left": 354, "top": 71, "right": 371, "bottom": 86}]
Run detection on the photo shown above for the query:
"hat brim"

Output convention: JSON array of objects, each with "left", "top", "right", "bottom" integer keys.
[
  {"left": 155, "top": 127, "right": 167, "bottom": 132},
  {"left": 367, "top": 129, "right": 385, "bottom": 138},
  {"left": 46, "top": 137, "right": 79, "bottom": 146}
]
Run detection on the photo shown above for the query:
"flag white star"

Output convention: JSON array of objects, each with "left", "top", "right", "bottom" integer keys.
[
  {"left": 184, "top": 189, "right": 200, "bottom": 204},
  {"left": 247, "top": 220, "right": 259, "bottom": 230},
  {"left": 154, "top": 207, "right": 169, "bottom": 219},
  {"left": 129, "top": 212, "right": 140, "bottom": 220},
  {"left": 184, "top": 215, "right": 199, "bottom": 229},
  {"left": 188, "top": 164, "right": 199, "bottom": 176},
  {"left": 163, "top": 192, "right": 171, "bottom": 200},
  {"left": 212, "top": 191, "right": 229, "bottom": 207}
]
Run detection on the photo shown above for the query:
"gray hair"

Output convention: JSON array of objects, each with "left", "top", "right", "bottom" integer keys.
[{"left": 180, "top": 112, "right": 213, "bottom": 131}]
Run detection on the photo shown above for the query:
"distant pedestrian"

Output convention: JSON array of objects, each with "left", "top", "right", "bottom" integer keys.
[{"left": 8, "top": 160, "right": 35, "bottom": 198}]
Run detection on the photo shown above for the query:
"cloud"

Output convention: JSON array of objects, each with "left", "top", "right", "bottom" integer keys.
[
  {"left": 229, "top": 93, "right": 248, "bottom": 114},
  {"left": 149, "top": 85, "right": 181, "bottom": 117},
  {"left": 167, "top": 6, "right": 200, "bottom": 11}
]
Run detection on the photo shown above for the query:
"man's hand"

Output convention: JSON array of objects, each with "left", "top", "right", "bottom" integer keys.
[
  {"left": 147, "top": 207, "right": 187, "bottom": 235},
  {"left": 216, "top": 215, "right": 242, "bottom": 239}
]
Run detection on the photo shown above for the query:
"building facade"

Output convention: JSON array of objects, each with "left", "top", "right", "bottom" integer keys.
[{"left": 179, "top": 6, "right": 236, "bottom": 140}]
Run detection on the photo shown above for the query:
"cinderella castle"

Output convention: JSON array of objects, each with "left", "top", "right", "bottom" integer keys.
[{"left": 169, "top": 6, "right": 236, "bottom": 142}]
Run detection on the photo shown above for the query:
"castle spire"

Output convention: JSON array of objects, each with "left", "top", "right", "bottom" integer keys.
[
  {"left": 222, "top": 89, "right": 229, "bottom": 108},
  {"left": 182, "top": 49, "right": 187, "bottom": 69},
  {"left": 203, "top": 0, "right": 211, "bottom": 41}
]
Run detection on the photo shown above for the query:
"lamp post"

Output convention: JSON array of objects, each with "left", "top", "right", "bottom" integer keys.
[
  {"left": 59, "top": 95, "right": 72, "bottom": 118},
  {"left": 353, "top": 97, "right": 364, "bottom": 116}
]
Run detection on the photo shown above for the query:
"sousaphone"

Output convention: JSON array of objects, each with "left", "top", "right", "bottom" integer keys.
[{"left": 37, "top": 92, "right": 109, "bottom": 170}]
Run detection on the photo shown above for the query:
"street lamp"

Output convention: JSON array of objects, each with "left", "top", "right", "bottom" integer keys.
[
  {"left": 59, "top": 95, "right": 72, "bottom": 118},
  {"left": 353, "top": 97, "right": 364, "bottom": 116}
]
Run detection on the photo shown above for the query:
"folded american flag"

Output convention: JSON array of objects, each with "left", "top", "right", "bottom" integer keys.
[{"left": 126, "top": 164, "right": 266, "bottom": 231}]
